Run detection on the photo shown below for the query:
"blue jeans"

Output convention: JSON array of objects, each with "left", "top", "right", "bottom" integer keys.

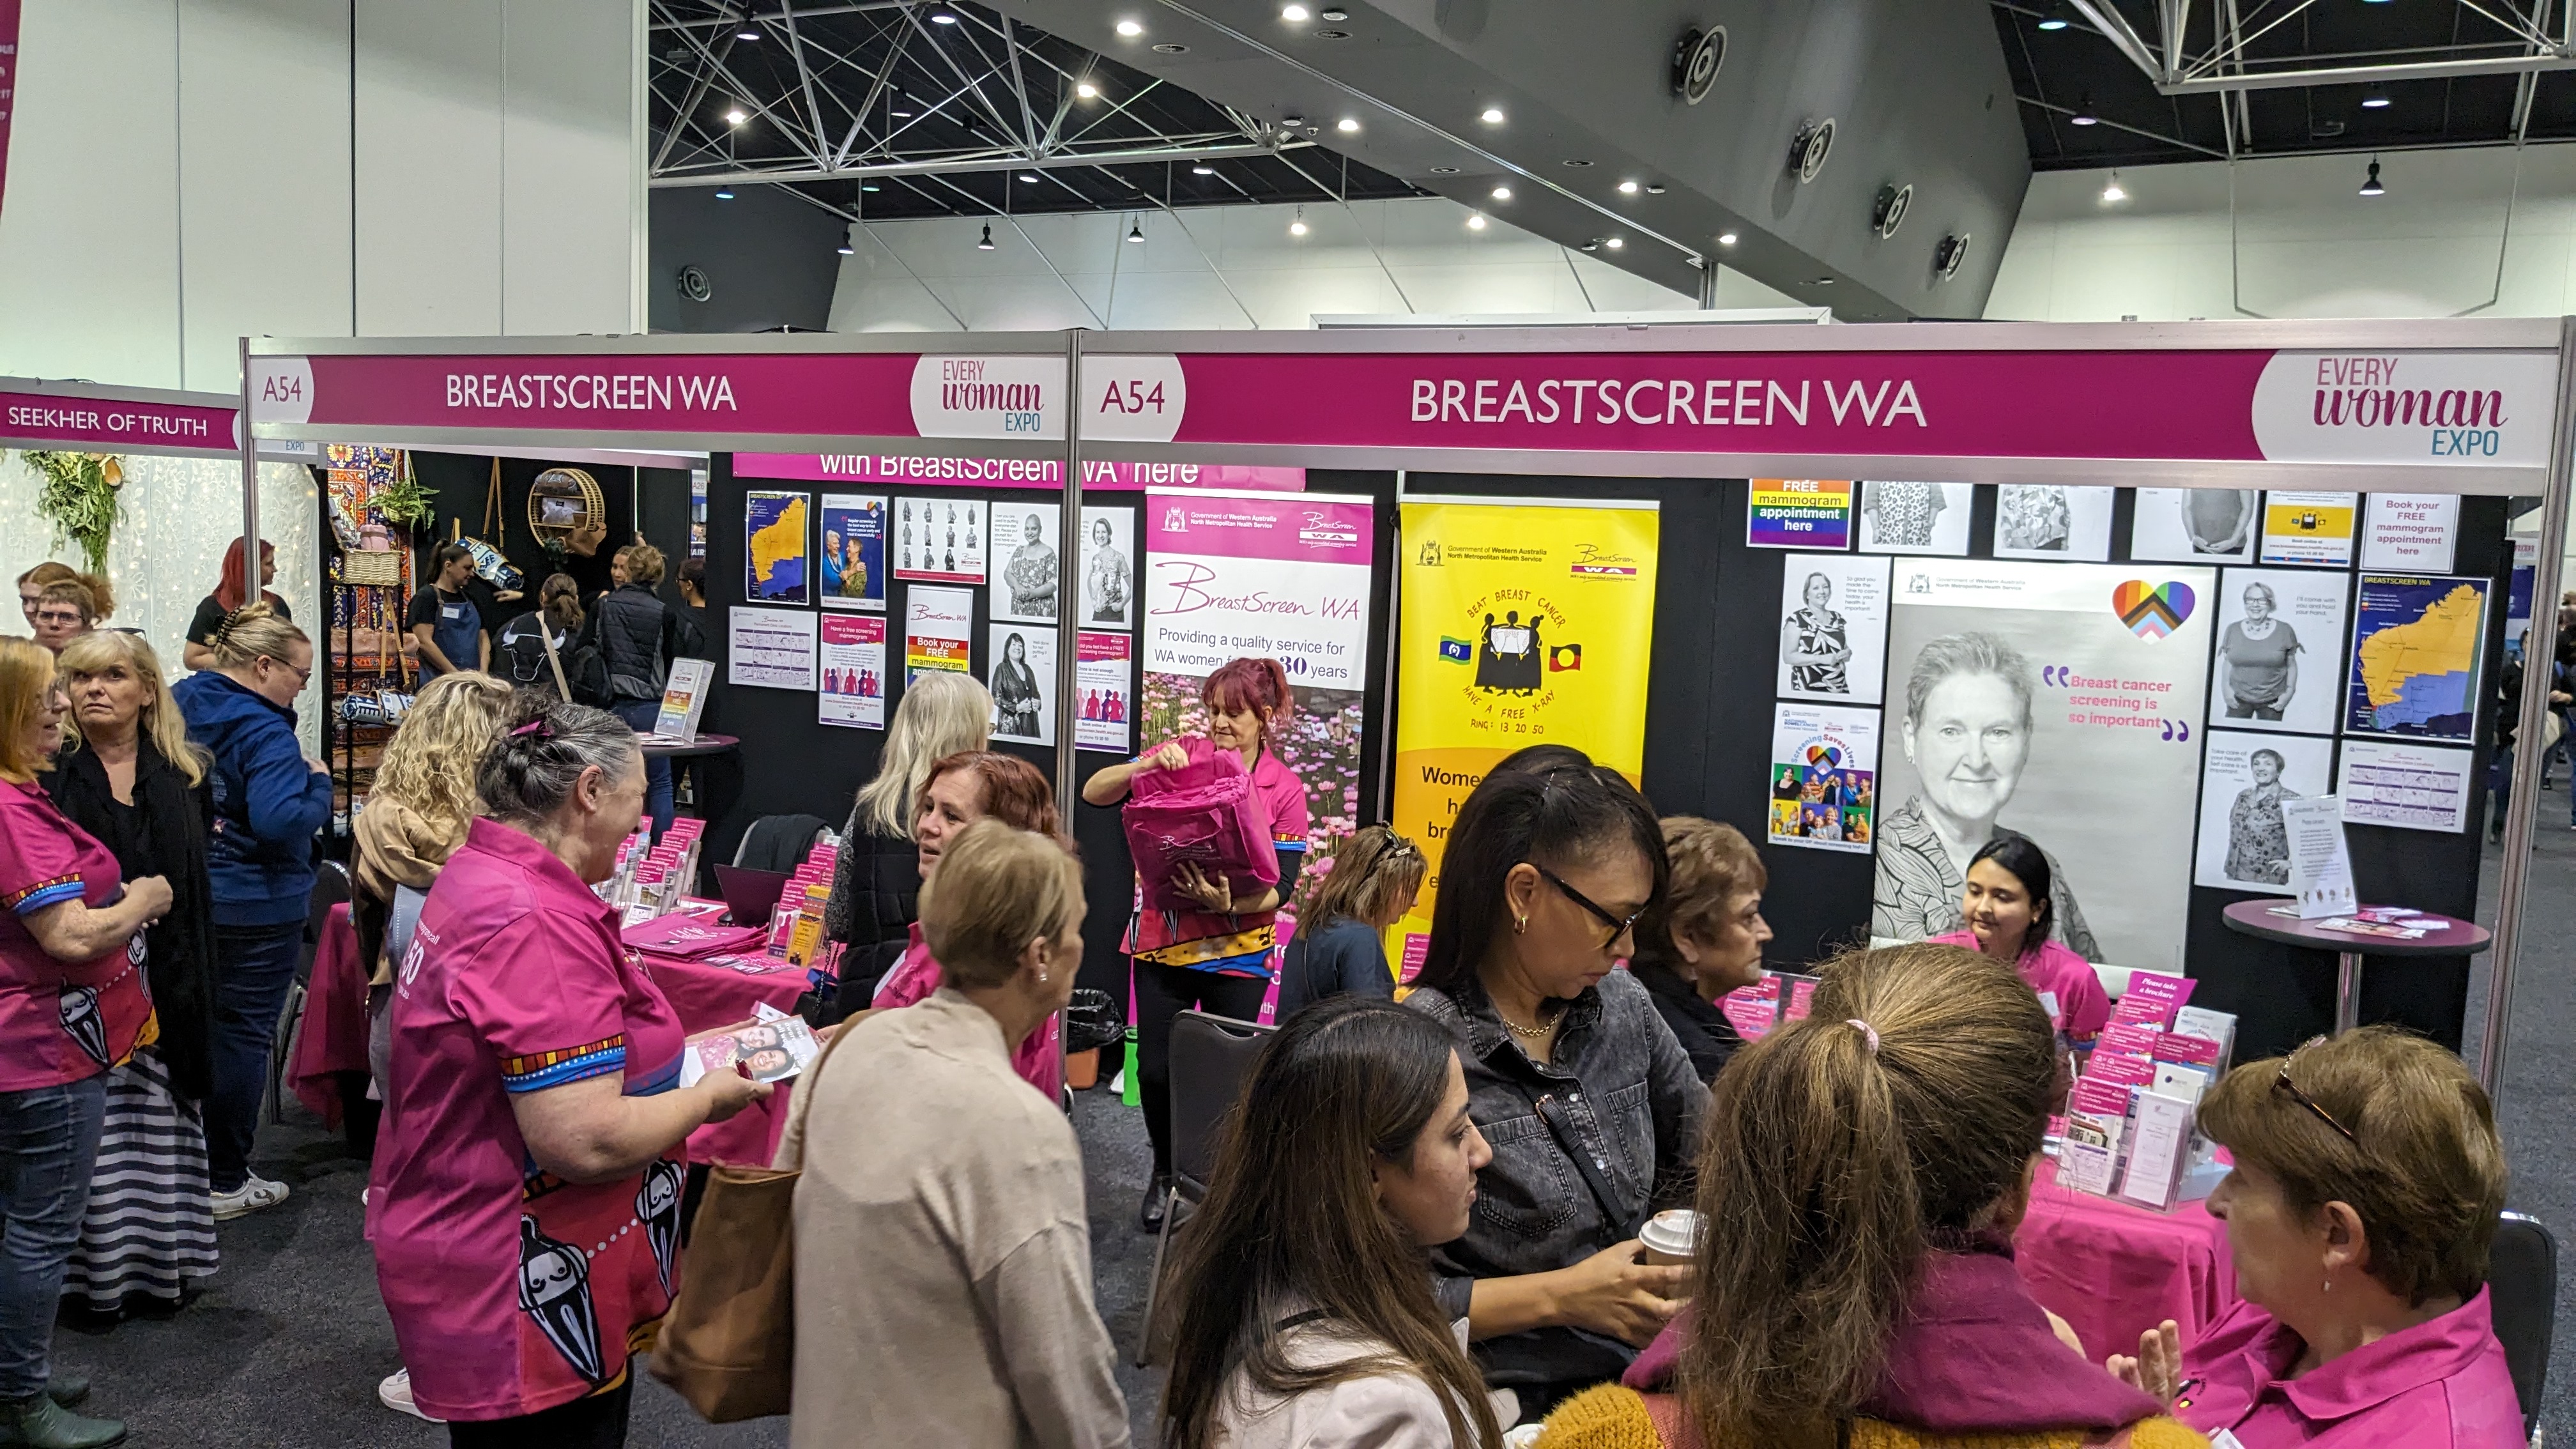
[
  {"left": 208, "top": 921, "right": 304, "bottom": 1193},
  {"left": 0, "top": 1075, "right": 107, "bottom": 1398},
  {"left": 611, "top": 698, "right": 675, "bottom": 839}
]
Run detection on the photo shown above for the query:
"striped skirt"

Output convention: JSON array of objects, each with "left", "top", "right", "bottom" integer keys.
[{"left": 61, "top": 1048, "right": 221, "bottom": 1314}]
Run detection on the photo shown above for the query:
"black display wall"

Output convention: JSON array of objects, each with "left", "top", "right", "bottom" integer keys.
[{"left": 409, "top": 452, "right": 699, "bottom": 602}]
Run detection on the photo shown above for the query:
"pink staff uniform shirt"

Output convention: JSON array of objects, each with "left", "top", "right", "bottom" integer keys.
[
  {"left": 2181, "top": 1288, "right": 2525, "bottom": 1448},
  {"left": 1123, "top": 736, "right": 1311, "bottom": 978},
  {"left": 369, "top": 818, "right": 689, "bottom": 1424},
  {"left": 1929, "top": 930, "right": 2111, "bottom": 1040},
  {"left": 0, "top": 778, "right": 150, "bottom": 1089},
  {"left": 871, "top": 922, "right": 1064, "bottom": 1101}
]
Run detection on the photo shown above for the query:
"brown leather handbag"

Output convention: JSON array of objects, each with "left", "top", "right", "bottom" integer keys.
[{"left": 649, "top": 1022, "right": 852, "bottom": 1422}]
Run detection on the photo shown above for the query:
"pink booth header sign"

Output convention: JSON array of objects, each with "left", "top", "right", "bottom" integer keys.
[
  {"left": 732, "top": 452, "right": 1303, "bottom": 492},
  {"left": 1, "top": 388, "right": 240, "bottom": 457}
]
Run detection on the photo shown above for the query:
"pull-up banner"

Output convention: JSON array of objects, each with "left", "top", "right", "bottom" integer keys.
[{"left": 1388, "top": 496, "right": 1662, "bottom": 978}]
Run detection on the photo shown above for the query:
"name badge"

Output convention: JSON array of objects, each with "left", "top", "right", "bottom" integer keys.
[{"left": 443, "top": 604, "right": 470, "bottom": 622}]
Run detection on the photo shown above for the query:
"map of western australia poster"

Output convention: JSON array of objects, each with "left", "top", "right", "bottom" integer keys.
[
  {"left": 746, "top": 491, "right": 811, "bottom": 605},
  {"left": 2344, "top": 574, "right": 2489, "bottom": 741}
]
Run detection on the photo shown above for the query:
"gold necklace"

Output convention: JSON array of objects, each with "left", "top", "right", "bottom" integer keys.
[{"left": 1499, "top": 1008, "right": 1559, "bottom": 1039}]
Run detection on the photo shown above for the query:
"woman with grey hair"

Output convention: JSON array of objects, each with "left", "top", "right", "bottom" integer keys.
[
  {"left": 1871, "top": 631, "right": 2100, "bottom": 958},
  {"left": 369, "top": 694, "right": 768, "bottom": 1441},
  {"left": 2218, "top": 580, "right": 2303, "bottom": 721},
  {"left": 2224, "top": 747, "right": 2298, "bottom": 885}
]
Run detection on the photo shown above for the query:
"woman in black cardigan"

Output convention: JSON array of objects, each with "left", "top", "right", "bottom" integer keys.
[{"left": 45, "top": 632, "right": 221, "bottom": 1319}]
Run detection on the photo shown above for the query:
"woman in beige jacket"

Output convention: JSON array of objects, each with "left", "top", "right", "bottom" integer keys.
[
  {"left": 1158, "top": 995, "right": 1509, "bottom": 1449},
  {"left": 786, "top": 819, "right": 1128, "bottom": 1448}
]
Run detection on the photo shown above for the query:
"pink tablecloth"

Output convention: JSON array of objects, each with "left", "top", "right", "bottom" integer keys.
[
  {"left": 2014, "top": 1172, "right": 2239, "bottom": 1364},
  {"left": 638, "top": 947, "right": 811, "bottom": 1168},
  {"left": 288, "top": 903, "right": 370, "bottom": 1128}
]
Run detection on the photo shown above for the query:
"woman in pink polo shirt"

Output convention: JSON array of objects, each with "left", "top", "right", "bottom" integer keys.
[
  {"left": 1928, "top": 834, "right": 2109, "bottom": 1043},
  {"left": 369, "top": 697, "right": 767, "bottom": 1446},
  {"left": 854, "top": 751, "right": 1067, "bottom": 1101},
  {"left": 2108, "top": 1027, "right": 2522, "bottom": 1448},
  {"left": 1082, "top": 655, "right": 1313, "bottom": 1232},
  {"left": 0, "top": 637, "right": 171, "bottom": 1448}
]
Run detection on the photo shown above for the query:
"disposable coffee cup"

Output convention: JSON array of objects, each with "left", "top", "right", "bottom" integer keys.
[{"left": 1638, "top": 1209, "right": 1702, "bottom": 1267}]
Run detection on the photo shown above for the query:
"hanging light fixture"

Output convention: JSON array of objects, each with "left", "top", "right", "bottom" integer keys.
[
  {"left": 2099, "top": 171, "right": 2126, "bottom": 203},
  {"left": 1128, "top": 218, "right": 1145, "bottom": 243},
  {"left": 1466, "top": 213, "right": 1487, "bottom": 230},
  {"left": 2037, "top": 3, "right": 2071, "bottom": 28},
  {"left": 714, "top": 187, "right": 736, "bottom": 200},
  {"left": 2359, "top": 158, "right": 2385, "bottom": 195},
  {"left": 977, "top": 224, "right": 996, "bottom": 249},
  {"left": 838, "top": 240, "right": 855, "bottom": 254},
  {"left": 2361, "top": 93, "right": 2391, "bottom": 109},
  {"left": 1289, "top": 206, "right": 1309, "bottom": 236}
]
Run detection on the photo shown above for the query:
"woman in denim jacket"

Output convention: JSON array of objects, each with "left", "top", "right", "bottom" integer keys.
[{"left": 1402, "top": 762, "right": 1704, "bottom": 1417}]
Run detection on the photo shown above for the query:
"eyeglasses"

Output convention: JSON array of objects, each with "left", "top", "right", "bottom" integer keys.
[
  {"left": 262, "top": 656, "right": 314, "bottom": 687},
  {"left": 33, "top": 610, "right": 86, "bottom": 628},
  {"left": 2274, "top": 1036, "right": 2359, "bottom": 1145},
  {"left": 1535, "top": 864, "right": 1648, "bottom": 949}
]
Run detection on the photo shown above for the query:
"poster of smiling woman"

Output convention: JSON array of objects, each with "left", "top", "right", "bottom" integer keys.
[{"left": 1873, "top": 558, "right": 2216, "bottom": 974}]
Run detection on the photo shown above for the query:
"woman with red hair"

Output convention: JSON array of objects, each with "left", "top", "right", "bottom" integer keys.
[
  {"left": 181, "top": 540, "right": 289, "bottom": 673},
  {"left": 1082, "top": 656, "right": 1311, "bottom": 1230}
]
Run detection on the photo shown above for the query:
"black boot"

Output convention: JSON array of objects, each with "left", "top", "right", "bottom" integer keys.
[
  {"left": 0, "top": 1392, "right": 125, "bottom": 1449},
  {"left": 1138, "top": 1173, "right": 1172, "bottom": 1233}
]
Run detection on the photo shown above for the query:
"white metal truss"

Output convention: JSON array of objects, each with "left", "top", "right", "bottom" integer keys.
[{"left": 2067, "top": 0, "right": 2576, "bottom": 94}]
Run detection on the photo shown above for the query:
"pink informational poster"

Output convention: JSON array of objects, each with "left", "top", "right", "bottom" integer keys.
[
  {"left": 817, "top": 615, "right": 887, "bottom": 730},
  {"left": 1075, "top": 632, "right": 1133, "bottom": 754}
]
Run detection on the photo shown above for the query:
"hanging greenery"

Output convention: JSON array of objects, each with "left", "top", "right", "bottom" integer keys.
[
  {"left": 20, "top": 451, "right": 125, "bottom": 576},
  {"left": 372, "top": 470, "right": 436, "bottom": 532}
]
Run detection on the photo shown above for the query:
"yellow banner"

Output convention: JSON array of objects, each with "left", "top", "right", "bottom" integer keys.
[{"left": 1389, "top": 499, "right": 1660, "bottom": 972}]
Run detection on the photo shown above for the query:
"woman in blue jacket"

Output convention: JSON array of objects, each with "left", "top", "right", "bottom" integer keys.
[{"left": 172, "top": 604, "right": 334, "bottom": 1220}]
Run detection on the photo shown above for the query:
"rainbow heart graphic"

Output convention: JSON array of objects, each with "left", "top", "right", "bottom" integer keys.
[
  {"left": 1804, "top": 743, "right": 1843, "bottom": 769},
  {"left": 2112, "top": 579, "right": 2196, "bottom": 641}
]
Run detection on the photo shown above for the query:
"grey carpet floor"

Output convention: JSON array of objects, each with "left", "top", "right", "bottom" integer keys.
[{"left": 47, "top": 801, "right": 2576, "bottom": 1446}]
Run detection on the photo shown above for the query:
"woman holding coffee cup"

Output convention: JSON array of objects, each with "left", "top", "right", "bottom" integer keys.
[
  {"left": 1159, "top": 995, "right": 1510, "bottom": 1447},
  {"left": 1401, "top": 765, "right": 1703, "bottom": 1417}
]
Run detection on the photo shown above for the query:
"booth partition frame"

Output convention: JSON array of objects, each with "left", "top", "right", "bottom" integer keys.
[{"left": 241, "top": 318, "right": 2575, "bottom": 1104}]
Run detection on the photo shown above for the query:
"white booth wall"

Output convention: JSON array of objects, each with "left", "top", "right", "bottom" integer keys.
[{"left": 0, "top": 0, "right": 646, "bottom": 394}]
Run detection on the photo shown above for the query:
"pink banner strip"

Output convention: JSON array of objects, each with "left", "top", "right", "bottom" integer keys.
[
  {"left": 0, "top": 390, "right": 237, "bottom": 454},
  {"left": 1146, "top": 490, "right": 1374, "bottom": 565},
  {"left": 277, "top": 353, "right": 923, "bottom": 438},
  {"left": 733, "top": 452, "right": 1302, "bottom": 491}
]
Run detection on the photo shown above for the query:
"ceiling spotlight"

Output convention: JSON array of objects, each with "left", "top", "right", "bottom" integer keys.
[
  {"left": 1605, "top": 236, "right": 1625, "bottom": 249},
  {"left": 1814, "top": 277, "right": 1837, "bottom": 287},
  {"left": 2101, "top": 170, "right": 2128, "bottom": 203},
  {"left": 861, "top": 183, "right": 880, "bottom": 192},
  {"left": 1115, "top": 18, "right": 1144, "bottom": 36},
  {"left": 1466, "top": 213, "right": 1487, "bottom": 230},
  {"left": 1128, "top": 219, "right": 1145, "bottom": 243},
  {"left": 2362, "top": 92, "right": 2391, "bottom": 109},
  {"left": 930, "top": 9, "right": 957, "bottom": 20},
  {"left": 714, "top": 187, "right": 735, "bottom": 199},
  {"left": 1430, "top": 165, "right": 1459, "bottom": 174},
  {"left": 1077, "top": 81, "right": 1100, "bottom": 98},
  {"left": 1581, "top": 239, "right": 1599, "bottom": 252},
  {"left": 2069, "top": 107, "right": 2099, "bottom": 126},
  {"left": 1282, "top": 116, "right": 1305, "bottom": 128},
  {"left": 2360, "top": 158, "right": 2386, "bottom": 195},
  {"left": 737, "top": 26, "right": 762, "bottom": 40},
  {"left": 977, "top": 224, "right": 995, "bottom": 249},
  {"left": 1152, "top": 42, "right": 1189, "bottom": 51},
  {"left": 1020, "top": 172, "right": 1039, "bottom": 182},
  {"left": 1618, "top": 179, "right": 1639, "bottom": 194},
  {"left": 2037, "top": 3, "right": 2071, "bottom": 28},
  {"left": 838, "top": 240, "right": 855, "bottom": 254},
  {"left": 1319, "top": 6, "right": 1348, "bottom": 17},
  {"left": 891, "top": 109, "right": 912, "bottom": 118},
  {"left": 1718, "top": 231, "right": 1738, "bottom": 245},
  {"left": 1646, "top": 183, "right": 1666, "bottom": 194},
  {"left": 1479, "top": 107, "right": 1506, "bottom": 125},
  {"left": 1192, "top": 164, "right": 1215, "bottom": 175},
  {"left": 1491, "top": 185, "right": 1512, "bottom": 200},
  {"left": 724, "top": 107, "right": 748, "bottom": 125},
  {"left": 1337, "top": 116, "right": 1361, "bottom": 132},
  {"left": 1289, "top": 206, "right": 1308, "bottom": 236},
  {"left": 1282, "top": 2, "right": 1311, "bottom": 17}
]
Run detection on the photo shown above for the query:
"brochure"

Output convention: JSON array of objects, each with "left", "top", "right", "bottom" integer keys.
[
  {"left": 677, "top": 1011, "right": 822, "bottom": 1087},
  {"left": 2117, "top": 1089, "right": 2200, "bottom": 1211},
  {"left": 2314, "top": 917, "right": 2431, "bottom": 940},
  {"left": 2283, "top": 795, "right": 2360, "bottom": 919},
  {"left": 2112, "top": 971, "right": 2195, "bottom": 1029},
  {"left": 650, "top": 658, "right": 715, "bottom": 744}
]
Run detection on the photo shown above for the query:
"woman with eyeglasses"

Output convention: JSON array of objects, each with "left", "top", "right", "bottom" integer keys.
[
  {"left": 1274, "top": 825, "right": 1424, "bottom": 1020},
  {"left": 1399, "top": 765, "right": 1702, "bottom": 1418},
  {"left": 2106, "top": 1027, "right": 2520, "bottom": 1448},
  {"left": 172, "top": 603, "right": 334, "bottom": 1221}
]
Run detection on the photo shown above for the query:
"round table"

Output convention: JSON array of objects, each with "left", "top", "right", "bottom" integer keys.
[
  {"left": 637, "top": 731, "right": 739, "bottom": 760},
  {"left": 2220, "top": 900, "right": 2492, "bottom": 1034}
]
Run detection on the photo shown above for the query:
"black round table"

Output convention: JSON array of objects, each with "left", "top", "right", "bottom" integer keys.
[
  {"left": 636, "top": 731, "right": 740, "bottom": 760},
  {"left": 2219, "top": 900, "right": 2492, "bottom": 1034}
]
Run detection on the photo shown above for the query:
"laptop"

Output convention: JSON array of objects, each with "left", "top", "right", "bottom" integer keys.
[{"left": 713, "top": 864, "right": 792, "bottom": 929}]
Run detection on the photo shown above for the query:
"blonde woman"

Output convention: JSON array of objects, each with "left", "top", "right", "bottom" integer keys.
[
  {"left": 172, "top": 604, "right": 334, "bottom": 1219},
  {"left": 44, "top": 632, "right": 222, "bottom": 1322},
  {"left": 820, "top": 671, "right": 993, "bottom": 1018}
]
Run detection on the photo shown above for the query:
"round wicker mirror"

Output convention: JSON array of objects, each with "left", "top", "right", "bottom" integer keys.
[{"left": 527, "top": 467, "right": 606, "bottom": 544}]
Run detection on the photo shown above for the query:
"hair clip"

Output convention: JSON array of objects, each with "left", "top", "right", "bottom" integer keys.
[
  {"left": 1845, "top": 1018, "right": 1881, "bottom": 1055},
  {"left": 510, "top": 717, "right": 556, "bottom": 740}
]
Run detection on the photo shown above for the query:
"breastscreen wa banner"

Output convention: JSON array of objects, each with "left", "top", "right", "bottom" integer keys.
[
  {"left": 1140, "top": 490, "right": 1377, "bottom": 867},
  {"left": 1390, "top": 497, "right": 1661, "bottom": 974}
]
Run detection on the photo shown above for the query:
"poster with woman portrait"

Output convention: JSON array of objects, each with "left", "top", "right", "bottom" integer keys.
[
  {"left": 817, "top": 493, "right": 888, "bottom": 611},
  {"left": 892, "top": 495, "right": 987, "bottom": 585},
  {"left": 2193, "top": 730, "right": 2336, "bottom": 893},
  {"left": 986, "top": 623, "right": 1057, "bottom": 744},
  {"left": 1079, "top": 506, "right": 1135, "bottom": 630},
  {"left": 2204, "top": 568, "right": 2350, "bottom": 737},
  {"left": 1857, "top": 481, "right": 1972, "bottom": 556},
  {"left": 1774, "top": 555, "right": 1891, "bottom": 705},
  {"left": 1874, "top": 558, "right": 2216, "bottom": 974},
  {"left": 993, "top": 507, "right": 1061, "bottom": 624},
  {"left": 2129, "top": 488, "right": 2260, "bottom": 564},
  {"left": 1992, "top": 485, "right": 2115, "bottom": 562},
  {"left": 1769, "top": 704, "right": 1880, "bottom": 854}
]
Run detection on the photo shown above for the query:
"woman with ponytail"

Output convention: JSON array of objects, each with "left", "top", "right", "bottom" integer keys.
[
  {"left": 1540, "top": 942, "right": 2206, "bottom": 1449},
  {"left": 1082, "top": 654, "right": 1312, "bottom": 1230}
]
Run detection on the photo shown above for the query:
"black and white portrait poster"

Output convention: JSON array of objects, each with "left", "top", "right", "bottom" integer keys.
[
  {"left": 893, "top": 495, "right": 988, "bottom": 585},
  {"left": 986, "top": 623, "right": 1057, "bottom": 744},
  {"left": 1078, "top": 505, "right": 1134, "bottom": 630},
  {"left": 2193, "top": 730, "right": 2335, "bottom": 893},
  {"left": 1993, "top": 486, "right": 2115, "bottom": 562},
  {"left": 1857, "top": 481, "right": 1972, "bottom": 556},
  {"left": 993, "top": 507, "right": 1062, "bottom": 624},
  {"left": 1874, "top": 558, "right": 2216, "bottom": 974},
  {"left": 2204, "top": 568, "right": 2350, "bottom": 737},
  {"left": 2129, "top": 488, "right": 2260, "bottom": 564},
  {"left": 1775, "top": 555, "right": 1891, "bottom": 705}
]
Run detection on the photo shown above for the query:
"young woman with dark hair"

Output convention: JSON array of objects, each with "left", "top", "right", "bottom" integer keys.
[
  {"left": 1082, "top": 655, "right": 1312, "bottom": 1230},
  {"left": 1928, "top": 834, "right": 2110, "bottom": 1042},
  {"left": 1540, "top": 942, "right": 2200, "bottom": 1449},
  {"left": 1160, "top": 996, "right": 1506, "bottom": 1449},
  {"left": 1401, "top": 765, "right": 1702, "bottom": 1415}
]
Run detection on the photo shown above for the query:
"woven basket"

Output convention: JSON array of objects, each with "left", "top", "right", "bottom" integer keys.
[{"left": 341, "top": 551, "right": 404, "bottom": 588}]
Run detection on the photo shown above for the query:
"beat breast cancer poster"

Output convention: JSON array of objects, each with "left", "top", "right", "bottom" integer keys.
[{"left": 1390, "top": 496, "right": 1661, "bottom": 972}]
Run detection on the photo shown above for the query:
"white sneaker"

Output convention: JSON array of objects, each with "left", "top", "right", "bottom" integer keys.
[
  {"left": 210, "top": 1174, "right": 291, "bottom": 1220},
  {"left": 379, "top": 1368, "right": 443, "bottom": 1423}
]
